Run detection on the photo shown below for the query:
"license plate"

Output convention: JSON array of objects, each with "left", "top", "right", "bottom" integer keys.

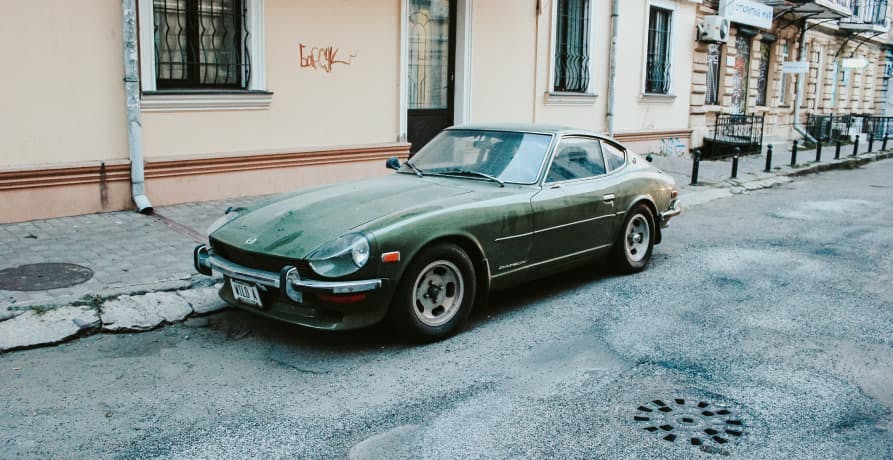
[{"left": 230, "top": 279, "right": 263, "bottom": 307}]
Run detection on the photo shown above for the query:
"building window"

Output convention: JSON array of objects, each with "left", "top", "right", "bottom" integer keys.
[
  {"left": 153, "top": 0, "right": 248, "bottom": 89},
  {"left": 755, "top": 41, "right": 771, "bottom": 106},
  {"left": 553, "top": 0, "right": 591, "bottom": 93},
  {"left": 645, "top": 5, "right": 673, "bottom": 94},
  {"left": 779, "top": 41, "right": 789, "bottom": 105},
  {"left": 706, "top": 43, "right": 722, "bottom": 105}
]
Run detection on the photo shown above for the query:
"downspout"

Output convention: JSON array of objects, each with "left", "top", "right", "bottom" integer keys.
[
  {"left": 123, "top": 0, "right": 153, "bottom": 214},
  {"left": 792, "top": 19, "right": 816, "bottom": 142},
  {"left": 533, "top": 0, "right": 541, "bottom": 124},
  {"left": 607, "top": 0, "right": 619, "bottom": 136}
]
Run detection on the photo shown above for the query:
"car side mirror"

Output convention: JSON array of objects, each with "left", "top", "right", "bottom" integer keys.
[
  {"left": 385, "top": 157, "right": 401, "bottom": 170},
  {"left": 645, "top": 154, "right": 654, "bottom": 163}
]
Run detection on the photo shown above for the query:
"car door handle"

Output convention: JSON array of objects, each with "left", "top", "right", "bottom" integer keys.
[{"left": 602, "top": 194, "right": 616, "bottom": 203}]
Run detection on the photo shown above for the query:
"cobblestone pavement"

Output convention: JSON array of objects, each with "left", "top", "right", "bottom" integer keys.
[
  {"left": 0, "top": 196, "right": 260, "bottom": 316},
  {"left": 0, "top": 142, "right": 888, "bottom": 321}
]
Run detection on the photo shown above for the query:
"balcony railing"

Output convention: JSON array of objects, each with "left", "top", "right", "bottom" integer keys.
[
  {"left": 778, "top": 0, "right": 856, "bottom": 19},
  {"left": 839, "top": 0, "right": 889, "bottom": 31}
]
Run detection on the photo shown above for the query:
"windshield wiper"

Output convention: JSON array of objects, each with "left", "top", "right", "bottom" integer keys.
[
  {"left": 405, "top": 160, "right": 424, "bottom": 178},
  {"left": 437, "top": 169, "right": 505, "bottom": 187}
]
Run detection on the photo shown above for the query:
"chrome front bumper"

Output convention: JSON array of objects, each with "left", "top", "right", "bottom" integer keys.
[
  {"left": 193, "top": 245, "right": 383, "bottom": 301},
  {"left": 659, "top": 199, "right": 681, "bottom": 227}
]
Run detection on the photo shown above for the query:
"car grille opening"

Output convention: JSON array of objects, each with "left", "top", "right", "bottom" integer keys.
[{"left": 210, "top": 238, "right": 315, "bottom": 279}]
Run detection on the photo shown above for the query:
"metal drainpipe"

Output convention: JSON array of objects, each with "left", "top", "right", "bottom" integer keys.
[
  {"left": 792, "top": 19, "right": 816, "bottom": 142},
  {"left": 123, "top": 0, "right": 153, "bottom": 214},
  {"left": 607, "top": 0, "right": 619, "bottom": 136}
]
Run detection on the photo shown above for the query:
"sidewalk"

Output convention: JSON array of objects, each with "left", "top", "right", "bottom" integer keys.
[{"left": 1, "top": 143, "right": 891, "bottom": 351}]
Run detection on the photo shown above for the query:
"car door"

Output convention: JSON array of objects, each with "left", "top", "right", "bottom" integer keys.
[{"left": 529, "top": 136, "right": 618, "bottom": 265}]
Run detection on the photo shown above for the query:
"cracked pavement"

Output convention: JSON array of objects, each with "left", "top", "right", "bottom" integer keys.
[{"left": 1, "top": 160, "right": 892, "bottom": 458}]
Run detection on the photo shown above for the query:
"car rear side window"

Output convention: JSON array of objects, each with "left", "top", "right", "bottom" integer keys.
[
  {"left": 546, "top": 138, "right": 606, "bottom": 182},
  {"left": 602, "top": 142, "right": 626, "bottom": 171}
]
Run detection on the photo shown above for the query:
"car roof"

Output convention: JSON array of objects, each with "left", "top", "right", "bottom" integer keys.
[{"left": 447, "top": 123, "right": 611, "bottom": 139}]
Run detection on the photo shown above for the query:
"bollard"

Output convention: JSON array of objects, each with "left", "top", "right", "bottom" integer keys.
[
  {"left": 853, "top": 135, "right": 860, "bottom": 157},
  {"left": 869, "top": 133, "right": 875, "bottom": 153},
  {"left": 690, "top": 149, "right": 701, "bottom": 186},
  {"left": 730, "top": 147, "right": 741, "bottom": 178},
  {"left": 884, "top": 135, "right": 889, "bottom": 151},
  {"left": 835, "top": 140, "right": 842, "bottom": 160},
  {"left": 791, "top": 140, "right": 798, "bottom": 167},
  {"left": 815, "top": 138, "right": 823, "bottom": 162},
  {"left": 764, "top": 144, "right": 773, "bottom": 172}
]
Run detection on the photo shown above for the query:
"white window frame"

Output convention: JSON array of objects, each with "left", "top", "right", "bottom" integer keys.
[
  {"left": 641, "top": 0, "right": 676, "bottom": 98},
  {"left": 546, "top": 0, "right": 598, "bottom": 103},
  {"left": 138, "top": 0, "right": 270, "bottom": 111},
  {"left": 779, "top": 40, "right": 789, "bottom": 106}
]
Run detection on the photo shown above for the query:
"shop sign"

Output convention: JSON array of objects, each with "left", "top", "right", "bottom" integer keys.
[
  {"left": 719, "top": 0, "right": 773, "bottom": 30},
  {"left": 841, "top": 57, "right": 869, "bottom": 69},
  {"left": 782, "top": 61, "right": 809, "bottom": 74}
]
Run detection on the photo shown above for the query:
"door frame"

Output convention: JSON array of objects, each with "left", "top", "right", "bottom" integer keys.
[{"left": 399, "top": 0, "right": 473, "bottom": 142}]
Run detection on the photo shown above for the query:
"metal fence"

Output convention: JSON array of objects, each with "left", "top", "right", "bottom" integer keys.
[
  {"left": 806, "top": 114, "right": 858, "bottom": 142},
  {"left": 861, "top": 116, "right": 893, "bottom": 138},
  {"left": 702, "top": 114, "right": 764, "bottom": 158},
  {"left": 807, "top": 114, "right": 893, "bottom": 141}
]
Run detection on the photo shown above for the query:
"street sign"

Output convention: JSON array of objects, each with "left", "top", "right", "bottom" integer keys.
[
  {"left": 719, "top": 0, "right": 773, "bottom": 29},
  {"left": 841, "top": 57, "right": 869, "bottom": 69},
  {"left": 782, "top": 61, "right": 809, "bottom": 74}
]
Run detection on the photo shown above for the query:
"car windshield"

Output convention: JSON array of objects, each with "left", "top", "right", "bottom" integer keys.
[{"left": 405, "top": 130, "right": 553, "bottom": 184}]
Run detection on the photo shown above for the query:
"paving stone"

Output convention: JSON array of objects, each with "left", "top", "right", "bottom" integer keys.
[
  {"left": 0, "top": 306, "right": 100, "bottom": 351},
  {"left": 176, "top": 285, "right": 228, "bottom": 315},
  {"left": 100, "top": 292, "right": 193, "bottom": 331}
]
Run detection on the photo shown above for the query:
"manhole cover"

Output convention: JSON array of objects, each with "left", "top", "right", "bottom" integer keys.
[
  {"left": 0, "top": 263, "right": 93, "bottom": 291},
  {"left": 633, "top": 398, "right": 745, "bottom": 450}
]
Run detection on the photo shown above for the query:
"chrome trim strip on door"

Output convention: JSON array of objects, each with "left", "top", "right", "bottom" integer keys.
[
  {"left": 494, "top": 214, "right": 615, "bottom": 242},
  {"left": 535, "top": 213, "right": 614, "bottom": 234},
  {"left": 494, "top": 232, "right": 535, "bottom": 243}
]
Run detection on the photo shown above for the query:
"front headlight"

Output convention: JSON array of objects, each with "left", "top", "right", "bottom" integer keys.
[
  {"left": 308, "top": 233, "right": 371, "bottom": 277},
  {"left": 206, "top": 210, "right": 240, "bottom": 236}
]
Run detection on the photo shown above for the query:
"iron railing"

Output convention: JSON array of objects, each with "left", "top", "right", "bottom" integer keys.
[
  {"left": 806, "top": 114, "right": 856, "bottom": 142},
  {"left": 839, "top": 0, "right": 889, "bottom": 28},
  {"left": 703, "top": 114, "right": 765, "bottom": 158}
]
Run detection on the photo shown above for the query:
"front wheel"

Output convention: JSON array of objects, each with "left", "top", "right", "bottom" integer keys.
[
  {"left": 389, "top": 243, "right": 477, "bottom": 342},
  {"left": 612, "top": 204, "right": 655, "bottom": 274}
]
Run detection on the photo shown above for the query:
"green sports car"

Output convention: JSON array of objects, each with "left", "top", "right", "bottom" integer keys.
[{"left": 194, "top": 124, "right": 681, "bottom": 341}]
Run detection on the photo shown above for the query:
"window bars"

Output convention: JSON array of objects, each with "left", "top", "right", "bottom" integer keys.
[
  {"left": 553, "top": 0, "right": 590, "bottom": 93},
  {"left": 645, "top": 6, "right": 672, "bottom": 94},
  {"left": 153, "top": 0, "right": 250, "bottom": 90}
]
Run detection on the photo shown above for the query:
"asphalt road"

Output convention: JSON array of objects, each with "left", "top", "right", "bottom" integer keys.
[{"left": 2, "top": 160, "right": 892, "bottom": 459}]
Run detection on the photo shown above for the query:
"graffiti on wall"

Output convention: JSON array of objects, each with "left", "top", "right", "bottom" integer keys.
[
  {"left": 299, "top": 44, "right": 356, "bottom": 73},
  {"left": 658, "top": 137, "right": 687, "bottom": 158}
]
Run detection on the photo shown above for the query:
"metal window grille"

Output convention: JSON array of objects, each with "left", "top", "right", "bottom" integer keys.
[
  {"left": 553, "top": 0, "right": 590, "bottom": 93},
  {"left": 706, "top": 43, "right": 722, "bottom": 105},
  {"left": 153, "top": 0, "right": 250, "bottom": 89},
  {"left": 755, "top": 41, "right": 771, "bottom": 106},
  {"left": 645, "top": 6, "right": 672, "bottom": 94}
]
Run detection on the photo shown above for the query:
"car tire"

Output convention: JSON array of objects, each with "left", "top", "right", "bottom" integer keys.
[
  {"left": 613, "top": 204, "right": 655, "bottom": 274},
  {"left": 389, "top": 243, "right": 477, "bottom": 342}
]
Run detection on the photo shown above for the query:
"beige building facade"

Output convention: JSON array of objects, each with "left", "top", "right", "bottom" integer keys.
[
  {"left": 690, "top": 0, "right": 893, "bottom": 150},
  {"left": 1, "top": 0, "right": 701, "bottom": 223}
]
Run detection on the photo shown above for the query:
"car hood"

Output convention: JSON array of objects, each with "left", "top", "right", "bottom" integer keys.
[{"left": 211, "top": 175, "right": 476, "bottom": 258}]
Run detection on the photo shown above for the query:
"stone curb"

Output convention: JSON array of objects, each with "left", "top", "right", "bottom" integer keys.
[{"left": 0, "top": 284, "right": 227, "bottom": 353}]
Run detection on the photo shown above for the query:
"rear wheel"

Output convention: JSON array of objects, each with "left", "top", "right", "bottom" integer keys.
[
  {"left": 613, "top": 204, "right": 655, "bottom": 273},
  {"left": 389, "top": 243, "right": 476, "bottom": 342}
]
